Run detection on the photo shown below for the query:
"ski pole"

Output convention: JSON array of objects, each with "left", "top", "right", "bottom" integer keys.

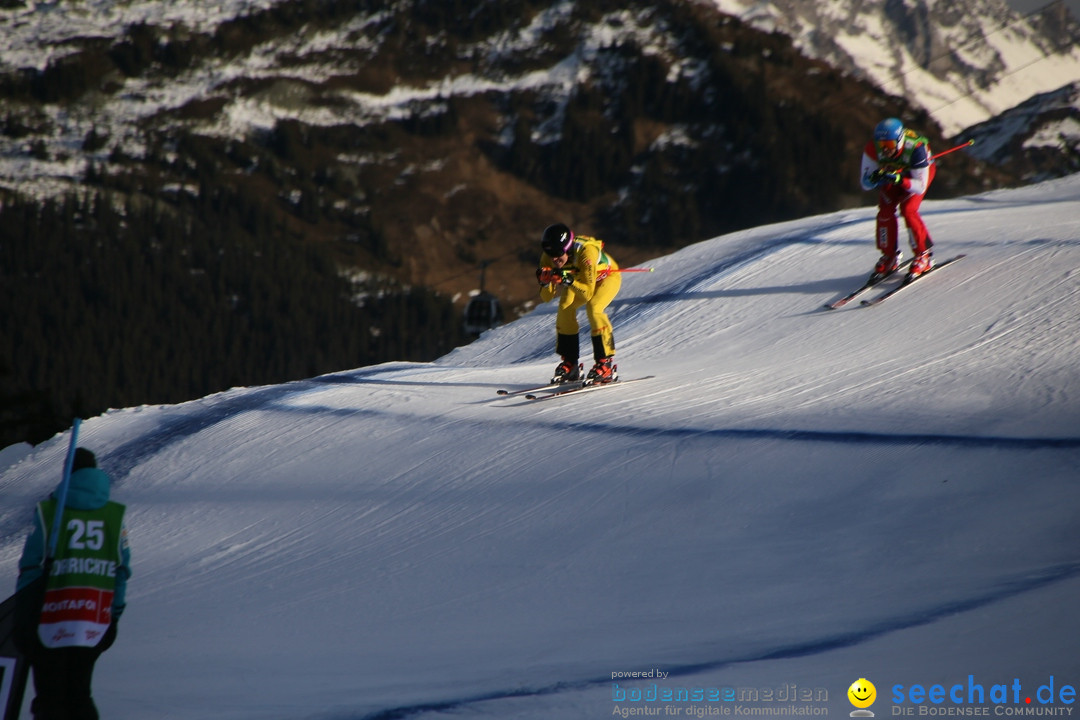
[
  {"left": 931, "top": 139, "right": 974, "bottom": 161},
  {"left": 47, "top": 418, "right": 81, "bottom": 558},
  {"left": 542, "top": 267, "right": 655, "bottom": 275}
]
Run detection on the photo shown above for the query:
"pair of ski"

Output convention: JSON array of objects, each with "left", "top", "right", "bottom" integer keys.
[
  {"left": 496, "top": 375, "right": 652, "bottom": 401},
  {"left": 824, "top": 255, "right": 966, "bottom": 310}
]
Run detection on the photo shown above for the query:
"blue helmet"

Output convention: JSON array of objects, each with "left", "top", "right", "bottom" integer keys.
[{"left": 873, "top": 118, "right": 905, "bottom": 160}]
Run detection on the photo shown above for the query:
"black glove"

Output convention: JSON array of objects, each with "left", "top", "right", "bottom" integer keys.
[
  {"left": 556, "top": 269, "right": 574, "bottom": 286},
  {"left": 870, "top": 168, "right": 902, "bottom": 187}
]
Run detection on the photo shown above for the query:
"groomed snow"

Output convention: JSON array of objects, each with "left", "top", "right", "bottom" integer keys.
[{"left": 2, "top": 175, "right": 1080, "bottom": 719}]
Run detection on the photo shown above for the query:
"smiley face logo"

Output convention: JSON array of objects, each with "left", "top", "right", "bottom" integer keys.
[{"left": 848, "top": 678, "right": 877, "bottom": 709}]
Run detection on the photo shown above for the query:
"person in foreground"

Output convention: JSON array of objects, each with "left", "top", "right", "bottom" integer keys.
[
  {"left": 16, "top": 448, "right": 131, "bottom": 720},
  {"left": 861, "top": 117, "right": 937, "bottom": 281},
  {"left": 536, "top": 223, "right": 622, "bottom": 385}
]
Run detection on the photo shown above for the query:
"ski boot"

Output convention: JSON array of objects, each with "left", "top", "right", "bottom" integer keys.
[
  {"left": 871, "top": 251, "right": 902, "bottom": 282},
  {"left": 551, "top": 359, "right": 581, "bottom": 384},
  {"left": 907, "top": 250, "right": 934, "bottom": 280},
  {"left": 585, "top": 357, "right": 617, "bottom": 385}
]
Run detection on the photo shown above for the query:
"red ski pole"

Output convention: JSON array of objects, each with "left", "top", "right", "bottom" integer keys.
[
  {"left": 932, "top": 139, "right": 974, "bottom": 161},
  {"left": 541, "top": 267, "right": 655, "bottom": 279}
]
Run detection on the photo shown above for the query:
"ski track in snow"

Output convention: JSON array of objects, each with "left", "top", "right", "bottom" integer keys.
[
  {"left": 83, "top": 196, "right": 1080, "bottom": 490},
  {"left": 79, "top": 341, "right": 1080, "bottom": 499},
  {"left": 355, "top": 557, "right": 1080, "bottom": 720}
]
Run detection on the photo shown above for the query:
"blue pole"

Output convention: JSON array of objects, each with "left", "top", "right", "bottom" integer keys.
[{"left": 46, "top": 418, "right": 81, "bottom": 560}]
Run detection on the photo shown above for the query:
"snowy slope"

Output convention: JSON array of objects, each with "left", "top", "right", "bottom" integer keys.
[{"left": 2, "top": 176, "right": 1080, "bottom": 720}]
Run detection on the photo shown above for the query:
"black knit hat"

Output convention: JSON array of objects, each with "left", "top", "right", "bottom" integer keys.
[{"left": 72, "top": 448, "right": 97, "bottom": 471}]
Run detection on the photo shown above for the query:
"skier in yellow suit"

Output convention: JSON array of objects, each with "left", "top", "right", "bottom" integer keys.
[{"left": 536, "top": 223, "right": 621, "bottom": 384}]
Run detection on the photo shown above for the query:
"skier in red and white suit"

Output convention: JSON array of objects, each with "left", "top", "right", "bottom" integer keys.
[{"left": 861, "top": 118, "right": 937, "bottom": 279}]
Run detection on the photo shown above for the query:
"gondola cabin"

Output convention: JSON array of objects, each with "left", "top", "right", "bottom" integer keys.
[{"left": 464, "top": 291, "right": 503, "bottom": 336}]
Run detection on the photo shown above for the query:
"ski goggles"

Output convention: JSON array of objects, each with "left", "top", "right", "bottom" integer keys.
[
  {"left": 876, "top": 139, "right": 900, "bottom": 158},
  {"left": 542, "top": 232, "right": 574, "bottom": 257}
]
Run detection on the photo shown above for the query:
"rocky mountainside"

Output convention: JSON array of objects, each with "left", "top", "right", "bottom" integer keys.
[
  {"left": 705, "top": 0, "right": 1080, "bottom": 137},
  {"left": 0, "top": 0, "right": 1016, "bottom": 314}
]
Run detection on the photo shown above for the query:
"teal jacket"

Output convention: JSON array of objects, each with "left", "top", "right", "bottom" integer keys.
[{"left": 17, "top": 467, "right": 132, "bottom": 616}]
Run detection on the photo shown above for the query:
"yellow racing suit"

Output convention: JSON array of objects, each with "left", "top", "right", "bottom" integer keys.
[{"left": 538, "top": 235, "right": 621, "bottom": 362}]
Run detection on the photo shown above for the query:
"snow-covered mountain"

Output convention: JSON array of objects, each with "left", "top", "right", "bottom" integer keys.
[
  {"left": 965, "top": 80, "right": 1080, "bottom": 181},
  {"left": 2, "top": 174, "right": 1079, "bottom": 720},
  {"left": 706, "top": 0, "right": 1080, "bottom": 137},
  {"left": 6, "top": 0, "right": 997, "bottom": 323},
  {"left": 0, "top": 0, "right": 1073, "bottom": 207}
]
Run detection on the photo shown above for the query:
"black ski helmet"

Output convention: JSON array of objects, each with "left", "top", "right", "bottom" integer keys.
[{"left": 541, "top": 223, "right": 574, "bottom": 257}]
